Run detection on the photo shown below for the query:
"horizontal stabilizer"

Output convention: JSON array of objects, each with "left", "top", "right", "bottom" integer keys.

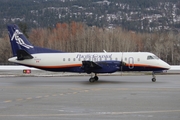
[{"left": 17, "top": 50, "right": 33, "bottom": 60}]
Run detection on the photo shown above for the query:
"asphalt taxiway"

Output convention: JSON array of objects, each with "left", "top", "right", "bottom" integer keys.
[{"left": 0, "top": 75, "right": 180, "bottom": 120}]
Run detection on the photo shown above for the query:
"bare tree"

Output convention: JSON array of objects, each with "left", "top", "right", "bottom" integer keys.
[
  {"left": 2, "top": 21, "right": 180, "bottom": 64},
  {"left": 0, "top": 31, "right": 11, "bottom": 64}
]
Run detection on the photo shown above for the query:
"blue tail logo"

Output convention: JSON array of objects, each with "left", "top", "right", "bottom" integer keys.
[
  {"left": 11, "top": 29, "right": 34, "bottom": 49},
  {"left": 8, "top": 24, "right": 63, "bottom": 58}
]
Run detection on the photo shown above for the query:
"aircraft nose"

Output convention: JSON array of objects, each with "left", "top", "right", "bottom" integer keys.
[{"left": 164, "top": 62, "right": 171, "bottom": 70}]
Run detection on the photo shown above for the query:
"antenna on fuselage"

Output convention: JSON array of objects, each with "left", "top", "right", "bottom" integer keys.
[{"left": 103, "top": 50, "right": 107, "bottom": 53}]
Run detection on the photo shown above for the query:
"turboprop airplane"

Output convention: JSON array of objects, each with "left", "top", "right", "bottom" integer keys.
[{"left": 7, "top": 24, "right": 170, "bottom": 82}]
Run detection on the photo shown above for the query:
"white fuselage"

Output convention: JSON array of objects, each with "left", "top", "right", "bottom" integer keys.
[{"left": 8, "top": 52, "right": 170, "bottom": 72}]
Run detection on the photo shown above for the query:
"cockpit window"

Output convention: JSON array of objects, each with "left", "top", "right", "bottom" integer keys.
[
  {"left": 147, "top": 56, "right": 154, "bottom": 60},
  {"left": 147, "top": 55, "right": 159, "bottom": 60},
  {"left": 153, "top": 55, "right": 159, "bottom": 59}
]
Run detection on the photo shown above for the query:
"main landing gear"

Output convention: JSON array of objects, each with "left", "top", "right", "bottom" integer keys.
[
  {"left": 152, "top": 72, "right": 156, "bottom": 82},
  {"left": 89, "top": 73, "right": 99, "bottom": 83},
  {"left": 89, "top": 72, "right": 157, "bottom": 83}
]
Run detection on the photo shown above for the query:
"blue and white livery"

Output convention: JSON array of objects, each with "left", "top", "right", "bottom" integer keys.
[{"left": 7, "top": 24, "right": 170, "bottom": 82}]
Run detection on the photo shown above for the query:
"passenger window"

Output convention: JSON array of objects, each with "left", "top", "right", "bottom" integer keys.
[
  {"left": 138, "top": 58, "right": 140, "bottom": 61},
  {"left": 73, "top": 58, "right": 76, "bottom": 61},
  {"left": 125, "top": 58, "right": 127, "bottom": 61},
  {"left": 99, "top": 57, "right": 102, "bottom": 61},
  {"left": 68, "top": 58, "right": 70, "bottom": 61},
  {"left": 63, "top": 58, "right": 65, "bottom": 61}
]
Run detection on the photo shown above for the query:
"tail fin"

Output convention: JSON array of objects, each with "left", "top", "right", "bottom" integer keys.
[
  {"left": 7, "top": 24, "right": 62, "bottom": 59},
  {"left": 7, "top": 24, "right": 35, "bottom": 57}
]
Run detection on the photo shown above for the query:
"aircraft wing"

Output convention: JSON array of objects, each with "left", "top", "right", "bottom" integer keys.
[
  {"left": 81, "top": 61, "right": 121, "bottom": 73},
  {"left": 82, "top": 61, "right": 102, "bottom": 70}
]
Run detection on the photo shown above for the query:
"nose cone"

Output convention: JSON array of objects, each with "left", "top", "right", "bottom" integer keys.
[{"left": 162, "top": 61, "right": 171, "bottom": 70}]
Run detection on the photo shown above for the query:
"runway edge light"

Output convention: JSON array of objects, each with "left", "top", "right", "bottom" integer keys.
[{"left": 23, "top": 69, "right": 31, "bottom": 74}]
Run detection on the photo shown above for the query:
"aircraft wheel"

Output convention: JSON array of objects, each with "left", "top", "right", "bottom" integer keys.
[
  {"left": 89, "top": 78, "right": 95, "bottom": 83},
  {"left": 152, "top": 78, "right": 156, "bottom": 82},
  {"left": 94, "top": 76, "right": 99, "bottom": 81}
]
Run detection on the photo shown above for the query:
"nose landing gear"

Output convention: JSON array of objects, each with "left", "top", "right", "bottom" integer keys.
[{"left": 152, "top": 72, "right": 156, "bottom": 82}]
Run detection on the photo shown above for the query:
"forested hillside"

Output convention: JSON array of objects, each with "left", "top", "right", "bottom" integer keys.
[{"left": 0, "top": 0, "right": 180, "bottom": 32}]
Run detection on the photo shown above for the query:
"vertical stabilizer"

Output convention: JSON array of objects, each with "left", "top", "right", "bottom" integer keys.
[
  {"left": 7, "top": 24, "right": 63, "bottom": 58},
  {"left": 7, "top": 24, "right": 35, "bottom": 57}
]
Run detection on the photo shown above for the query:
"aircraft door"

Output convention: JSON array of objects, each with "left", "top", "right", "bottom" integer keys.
[{"left": 128, "top": 57, "right": 134, "bottom": 69}]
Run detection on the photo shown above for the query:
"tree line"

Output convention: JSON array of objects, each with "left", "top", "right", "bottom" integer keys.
[
  {"left": 0, "top": 21, "right": 180, "bottom": 65},
  {"left": 0, "top": 0, "right": 180, "bottom": 33}
]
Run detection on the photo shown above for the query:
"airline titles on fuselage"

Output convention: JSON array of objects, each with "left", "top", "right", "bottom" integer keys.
[{"left": 76, "top": 54, "right": 113, "bottom": 60}]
